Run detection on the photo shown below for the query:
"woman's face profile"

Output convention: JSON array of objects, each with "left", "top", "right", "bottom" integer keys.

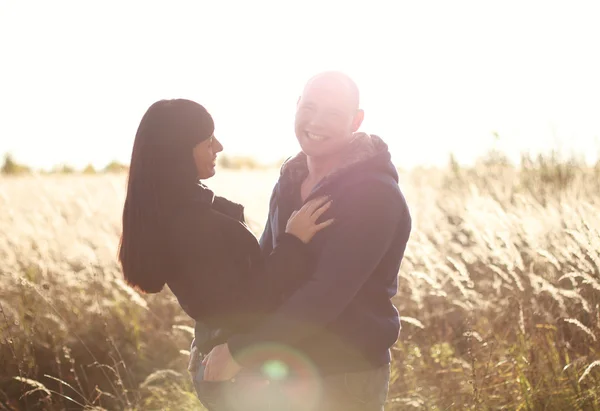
[{"left": 193, "top": 134, "right": 223, "bottom": 179}]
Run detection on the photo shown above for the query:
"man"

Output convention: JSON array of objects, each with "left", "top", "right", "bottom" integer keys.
[{"left": 203, "top": 71, "right": 412, "bottom": 410}]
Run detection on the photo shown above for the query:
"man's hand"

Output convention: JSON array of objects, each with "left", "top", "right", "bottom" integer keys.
[{"left": 203, "top": 343, "right": 242, "bottom": 381}]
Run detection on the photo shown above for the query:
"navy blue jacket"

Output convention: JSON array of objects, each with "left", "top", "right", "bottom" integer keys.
[{"left": 228, "top": 134, "right": 412, "bottom": 374}]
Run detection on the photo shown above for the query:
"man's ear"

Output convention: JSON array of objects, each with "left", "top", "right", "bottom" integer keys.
[{"left": 351, "top": 109, "right": 365, "bottom": 132}]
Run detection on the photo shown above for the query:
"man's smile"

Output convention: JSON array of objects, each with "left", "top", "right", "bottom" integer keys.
[{"left": 306, "top": 132, "right": 330, "bottom": 142}]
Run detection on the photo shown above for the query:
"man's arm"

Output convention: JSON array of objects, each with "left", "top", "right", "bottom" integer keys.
[{"left": 228, "top": 182, "right": 408, "bottom": 364}]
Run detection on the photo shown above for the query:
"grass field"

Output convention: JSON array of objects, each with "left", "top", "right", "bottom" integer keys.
[{"left": 1, "top": 165, "right": 599, "bottom": 410}]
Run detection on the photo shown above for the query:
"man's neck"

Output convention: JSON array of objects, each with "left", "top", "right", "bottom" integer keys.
[
  {"left": 300, "top": 150, "right": 348, "bottom": 201},
  {"left": 305, "top": 151, "right": 345, "bottom": 183}
]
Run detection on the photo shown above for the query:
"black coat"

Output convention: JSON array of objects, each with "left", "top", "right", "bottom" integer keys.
[{"left": 165, "top": 184, "right": 312, "bottom": 351}]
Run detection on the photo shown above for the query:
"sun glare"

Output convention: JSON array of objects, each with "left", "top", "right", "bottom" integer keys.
[{"left": 0, "top": 1, "right": 598, "bottom": 170}]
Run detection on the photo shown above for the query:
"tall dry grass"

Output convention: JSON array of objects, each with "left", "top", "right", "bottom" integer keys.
[{"left": 1, "top": 163, "right": 599, "bottom": 410}]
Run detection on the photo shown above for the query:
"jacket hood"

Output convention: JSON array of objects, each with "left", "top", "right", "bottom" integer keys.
[{"left": 279, "top": 133, "right": 398, "bottom": 192}]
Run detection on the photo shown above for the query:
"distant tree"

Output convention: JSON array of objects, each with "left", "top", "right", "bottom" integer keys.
[
  {"left": 82, "top": 164, "right": 96, "bottom": 174},
  {"left": 1, "top": 153, "right": 17, "bottom": 174},
  {"left": 478, "top": 148, "right": 512, "bottom": 168},
  {"left": 217, "top": 154, "right": 234, "bottom": 169},
  {"left": 103, "top": 161, "right": 129, "bottom": 173},
  {"left": 478, "top": 133, "right": 512, "bottom": 169},
  {"left": 53, "top": 164, "right": 75, "bottom": 174},
  {"left": 1, "top": 153, "right": 30, "bottom": 175},
  {"left": 217, "top": 154, "right": 261, "bottom": 169},
  {"left": 272, "top": 156, "right": 291, "bottom": 169}
]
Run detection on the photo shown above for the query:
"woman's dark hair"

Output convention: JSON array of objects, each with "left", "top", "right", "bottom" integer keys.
[{"left": 118, "top": 99, "right": 214, "bottom": 293}]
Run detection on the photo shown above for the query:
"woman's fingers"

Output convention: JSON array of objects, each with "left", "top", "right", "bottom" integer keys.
[
  {"left": 314, "top": 218, "right": 335, "bottom": 232},
  {"left": 311, "top": 200, "right": 333, "bottom": 222},
  {"left": 303, "top": 196, "right": 330, "bottom": 215}
]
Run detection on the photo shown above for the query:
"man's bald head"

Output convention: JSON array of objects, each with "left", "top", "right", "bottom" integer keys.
[{"left": 302, "top": 71, "right": 360, "bottom": 111}]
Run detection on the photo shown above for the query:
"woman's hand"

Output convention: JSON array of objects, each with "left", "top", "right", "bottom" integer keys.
[
  {"left": 203, "top": 343, "right": 242, "bottom": 382},
  {"left": 285, "top": 196, "right": 334, "bottom": 243}
]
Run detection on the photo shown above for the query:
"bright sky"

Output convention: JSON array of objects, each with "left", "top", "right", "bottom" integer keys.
[{"left": 1, "top": 0, "right": 599, "bottom": 170}]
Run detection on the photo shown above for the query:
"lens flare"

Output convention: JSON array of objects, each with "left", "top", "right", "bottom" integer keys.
[
  {"left": 261, "top": 359, "right": 289, "bottom": 380},
  {"left": 219, "top": 342, "right": 324, "bottom": 410}
]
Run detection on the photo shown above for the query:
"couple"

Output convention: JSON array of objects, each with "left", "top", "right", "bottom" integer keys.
[{"left": 118, "top": 71, "right": 412, "bottom": 410}]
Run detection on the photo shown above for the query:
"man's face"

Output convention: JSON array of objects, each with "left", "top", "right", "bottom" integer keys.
[{"left": 294, "top": 78, "right": 364, "bottom": 158}]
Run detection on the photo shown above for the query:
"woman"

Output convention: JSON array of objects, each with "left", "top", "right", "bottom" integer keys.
[{"left": 118, "top": 99, "right": 333, "bottom": 409}]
